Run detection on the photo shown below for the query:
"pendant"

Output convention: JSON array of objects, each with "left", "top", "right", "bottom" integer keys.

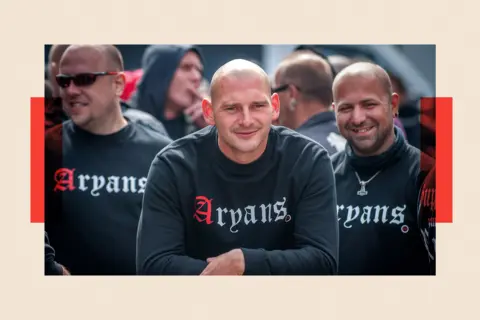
[{"left": 357, "top": 181, "right": 368, "bottom": 196}]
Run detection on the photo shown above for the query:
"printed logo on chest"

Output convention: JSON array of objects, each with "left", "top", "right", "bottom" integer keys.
[
  {"left": 337, "top": 204, "right": 410, "bottom": 233},
  {"left": 193, "top": 196, "right": 292, "bottom": 233},
  {"left": 53, "top": 168, "right": 147, "bottom": 197}
]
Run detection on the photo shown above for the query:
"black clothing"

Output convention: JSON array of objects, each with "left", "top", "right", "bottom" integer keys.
[
  {"left": 137, "top": 125, "right": 339, "bottom": 275},
  {"left": 44, "top": 119, "right": 172, "bottom": 275},
  {"left": 331, "top": 127, "right": 434, "bottom": 275}
]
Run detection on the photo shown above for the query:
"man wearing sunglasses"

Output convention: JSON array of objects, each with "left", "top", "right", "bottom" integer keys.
[
  {"left": 136, "top": 59, "right": 339, "bottom": 275},
  {"left": 46, "top": 45, "right": 169, "bottom": 137},
  {"left": 273, "top": 52, "right": 346, "bottom": 156},
  {"left": 44, "top": 45, "right": 173, "bottom": 275}
]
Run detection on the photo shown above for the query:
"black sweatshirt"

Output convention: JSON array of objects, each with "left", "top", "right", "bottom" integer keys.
[
  {"left": 136, "top": 125, "right": 339, "bottom": 275},
  {"left": 331, "top": 127, "right": 435, "bottom": 275},
  {"left": 44, "top": 119, "right": 172, "bottom": 275}
]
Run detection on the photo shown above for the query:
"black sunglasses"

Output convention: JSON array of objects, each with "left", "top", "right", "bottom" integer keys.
[
  {"left": 55, "top": 72, "right": 120, "bottom": 88},
  {"left": 271, "top": 84, "right": 290, "bottom": 93}
]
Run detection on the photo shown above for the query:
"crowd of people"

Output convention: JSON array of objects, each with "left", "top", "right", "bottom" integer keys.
[{"left": 43, "top": 44, "right": 436, "bottom": 276}]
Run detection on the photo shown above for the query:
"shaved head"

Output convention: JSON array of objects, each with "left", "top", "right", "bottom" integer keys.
[
  {"left": 333, "top": 62, "right": 393, "bottom": 103},
  {"left": 60, "top": 45, "right": 124, "bottom": 71},
  {"left": 49, "top": 45, "right": 70, "bottom": 64},
  {"left": 201, "top": 59, "right": 279, "bottom": 164},
  {"left": 57, "top": 45, "right": 127, "bottom": 135},
  {"left": 328, "top": 55, "right": 353, "bottom": 74},
  {"left": 332, "top": 61, "right": 399, "bottom": 157},
  {"left": 210, "top": 59, "right": 270, "bottom": 103},
  {"left": 48, "top": 45, "right": 71, "bottom": 97},
  {"left": 275, "top": 52, "right": 334, "bottom": 105}
]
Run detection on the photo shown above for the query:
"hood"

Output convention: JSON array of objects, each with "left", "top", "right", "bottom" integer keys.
[{"left": 129, "top": 44, "right": 204, "bottom": 121}]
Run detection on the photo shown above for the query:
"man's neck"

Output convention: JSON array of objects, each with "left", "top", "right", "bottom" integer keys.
[
  {"left": 352, "top": 129, "right": 396, "bottom": 157},
  {"left": 294, "top": 102, "right": 329, "bottom": 129},
  {"left": 83, "top": 107, "right": 128, "bottom": 135},
  {"left": 218, "top": 137, "right": 268, "bottom": 165}
]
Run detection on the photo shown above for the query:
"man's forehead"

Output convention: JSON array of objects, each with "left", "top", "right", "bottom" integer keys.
[
  {"left": 335, "top": 72, "right": 383, "bottom": 91},
  {"left": 220, "top": 74, "right": 269, "bottom": 93},
  {"left": 211, "top": 72, "right": 267, "bottom": 97},
  {"left": 335, "top": 73, "right": 381, "bottom": 91},
  {"left": 213, "top": 77, "right": 269, "bottom": 103},
  {"left": 60, "top": 47, "right": 106, "bottom": 70}
]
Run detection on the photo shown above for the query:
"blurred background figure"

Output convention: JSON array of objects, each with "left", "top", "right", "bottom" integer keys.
[
  {"left": 128, "top": 45, "right": 207, "bottom": 140},
  {"left": 273, "top": 51, "right": 345, "bottom": 155},
  {"left": 328, "top": 54, "right": 353, "bottom": 74},
  {"left": 45, "top": 44, "right": 70, "bottom": 130}
]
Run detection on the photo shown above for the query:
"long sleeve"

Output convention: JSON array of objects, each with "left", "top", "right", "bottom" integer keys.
[
  {"left": 136, "top": 156, "right": 208, "bottom": 275},
  {"left": 241, "top": 148, "right": 339, "bottom": 275},
  {"left": 44, "top": 232, "right": 65, "bottom": 275}
]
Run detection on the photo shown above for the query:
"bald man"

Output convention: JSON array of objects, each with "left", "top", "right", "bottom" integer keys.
[
  {"left": 136, "top": 59, "right": 339, "bottom": 276},
  {"left": 44, "top": 45, "right": 172, "bottom": 275},
  {"left": 273, "top": 52, "right": 346, "bottom": 155},
  {"left": 330, "top": 62, "right": 435, "bottom": 275},
  {"left": 327, "top": 55, "right": 353, "bottom": 74}
]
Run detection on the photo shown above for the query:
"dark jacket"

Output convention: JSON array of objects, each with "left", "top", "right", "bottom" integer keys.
[
  {"left": 129, "top": 45, "right": 205, "bottom": 140},
  {"left": 121, "top": 101, "right": 169, "bottom": 137},
  {"left": 331, "top": 127, "right": 435, "bottom": 275},
  {"left": 296, "top": 111, "right": 346, "bottom": 155},
  {"left": 45, "top": 232, "right": 65, "bottom": 275}
]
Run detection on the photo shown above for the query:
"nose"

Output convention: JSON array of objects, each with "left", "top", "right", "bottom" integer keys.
[
  {"left": 239, "top": 107, "right": 254, "bottom": 126},
  {"left": 63, "top": 82, "right": 82, "bottom": 96},
  {"left": 350, "top": 105, "right": 367, "bottom": 126},
  {"left": 191, "top": 69, "right": 202, "bottom": 87}
]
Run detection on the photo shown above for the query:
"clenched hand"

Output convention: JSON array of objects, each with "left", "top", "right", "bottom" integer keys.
[{"left": 200, "top": 249, "right": 245, "bottom": 276}]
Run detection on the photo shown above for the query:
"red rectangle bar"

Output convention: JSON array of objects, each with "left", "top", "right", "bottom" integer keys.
[
  {"left": 436, "top": 97, "right": 453, "bottom": 223},
  {"left": 420, "top": 97, "right": 452, "bottom": 223},
  {"left": 31, "top": 97, "right": 45, "bottom": 223}
]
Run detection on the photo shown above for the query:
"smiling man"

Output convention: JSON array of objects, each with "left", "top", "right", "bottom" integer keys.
[
  {"left": 330, "top": 62, "right": 434, "bottom": 275},
  {"left": 44, "top": 45, "right": 172, "bottom": 275},
  {"left": 136, "top": 59, "right": 339, "bottom": 276}
]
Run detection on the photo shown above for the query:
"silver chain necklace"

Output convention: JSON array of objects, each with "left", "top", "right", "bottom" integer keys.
[{"left": 354, "top": 170, "right": 381, "bottom": 196}]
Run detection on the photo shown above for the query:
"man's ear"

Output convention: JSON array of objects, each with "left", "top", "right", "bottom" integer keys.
[
  {"left": 48, "top": 62, "right": 56, "bottom": 80},
  {"left": 271, "top": 93, "right": 280, "bottom": 121},
  {"left": 390, "top": 92, "right": 400, "bottom": 117},
  {"left": 115, "top": 72, "right": 126, "bottom": 97},
  {"left": 202, "top": 98, "right": 215, "bottom": 125}
]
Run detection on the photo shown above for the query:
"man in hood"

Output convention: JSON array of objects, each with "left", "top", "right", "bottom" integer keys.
[{"left": 129, "top": 45, "right": 207, "bottom": 140}]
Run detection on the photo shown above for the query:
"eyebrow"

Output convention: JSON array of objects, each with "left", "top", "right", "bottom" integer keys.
[
  {"left": 360, "top": 98, "right": 380, "bottom": 103},
  {"left": 221, "top": 100, "right": 269, "bottom": 108},
  {"left": 251, "top": 100, "right": 269, "bottom": 105},
  {"left": 220, "top": 102, "right": 240, "bottom": 108},
  {"left": 337, "top": 98, "right": 380, "bottom": 106}
]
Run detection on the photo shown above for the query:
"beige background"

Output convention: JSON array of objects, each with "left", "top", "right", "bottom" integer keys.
[{"left": 0, "top": 0, "right": 477, "bottom": 318}]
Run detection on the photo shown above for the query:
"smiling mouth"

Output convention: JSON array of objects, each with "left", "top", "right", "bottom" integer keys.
[
  {"left": 351, "top": 126, "right": 374, "bottom": 134},
  {"left": 235, "top": 130, "right": 258, "bottom": 137}
]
